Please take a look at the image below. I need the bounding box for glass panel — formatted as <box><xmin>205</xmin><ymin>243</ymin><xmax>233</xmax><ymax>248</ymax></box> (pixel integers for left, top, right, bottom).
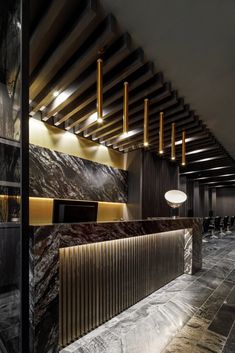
<box><xmin>0</xmin><ymin>0</ymin><xmax>22</xmax><ymax>352</ymax></box>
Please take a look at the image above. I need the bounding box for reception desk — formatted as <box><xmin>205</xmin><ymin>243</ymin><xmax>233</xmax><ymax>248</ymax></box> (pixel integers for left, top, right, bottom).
<box><xmin>29</xmin><ymin>217</ymin><xmax>202</xmax><ymax>353</ymax></box>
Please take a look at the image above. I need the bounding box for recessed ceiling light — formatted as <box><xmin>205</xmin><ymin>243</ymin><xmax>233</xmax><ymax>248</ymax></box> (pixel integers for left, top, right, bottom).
<box><xmin>53</xmin><ymin>91</ymin><xmax>59</xmax><ymax>97</ymax></box>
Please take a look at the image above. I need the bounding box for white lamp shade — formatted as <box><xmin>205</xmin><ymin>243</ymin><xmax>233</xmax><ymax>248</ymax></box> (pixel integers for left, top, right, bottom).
<box><xmin>164</xmin><ymin>190</ymin><xmax>187</xmax><ymax>209</ymax></box>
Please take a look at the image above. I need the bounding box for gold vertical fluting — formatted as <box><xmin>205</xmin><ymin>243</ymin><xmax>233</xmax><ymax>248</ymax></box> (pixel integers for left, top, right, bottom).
<box><xmin>97</xmin><ymin>59</ymin><xmax>103</xmax><ymax>123</ymax></box>
<box><xmin>171</xmin><ymin>123</ymin><xmax>176</xmax><ymax>160</ymax></box>
<box><xmin>123</xmin><ymin>82</ymin><xmax>129</xmax><ymax>135</ymax></box>
<box><xmin>59</xmin><ymin>230</ymin><xmax>185</xmax><ymax>348</ymax></box>
<box><xmin>159</xmin><ymin>112</ymin><xmax>164</xmax><ymax>154</ymax></box>
<box><xmin>144</xmin><ymin>99</ymin><xmax>149</xmax><ymax>147</ymax></box>
<box><xmin>182</xmin><ymin>130</ymin><xmax>186</xmax><ymax>166</ymax></box>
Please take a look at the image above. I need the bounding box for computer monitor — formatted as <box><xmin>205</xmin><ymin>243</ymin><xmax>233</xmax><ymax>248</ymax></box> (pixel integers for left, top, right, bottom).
<box><xmin>53</xmin><ymin>199</ymin><xmax>98</xmax><ymax>223</ymax></box>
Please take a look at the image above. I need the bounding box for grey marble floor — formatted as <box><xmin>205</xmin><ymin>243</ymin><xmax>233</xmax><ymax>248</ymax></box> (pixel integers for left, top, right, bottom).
<box><xmin>61</xmin><ymin>235</ymin><xmax>235</xmax><ymax>353</ymax></box>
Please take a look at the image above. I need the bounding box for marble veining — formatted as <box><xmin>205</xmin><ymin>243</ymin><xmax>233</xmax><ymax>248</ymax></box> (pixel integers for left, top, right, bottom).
<box><xmin>30</xmin><ymin>218</ymin><xmax>202</xmax><ymax>353</ymax></box>
<box><xmin>29</xmin><ymin>144</ymin><xmax>128</xmax><ymax>202</ymax></box>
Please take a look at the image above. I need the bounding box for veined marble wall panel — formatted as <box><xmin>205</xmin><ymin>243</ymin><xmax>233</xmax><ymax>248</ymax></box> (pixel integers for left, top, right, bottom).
<box><xmin>29</xmin><ymin>144</ymin><xmax>128</xmax><ymax>203</ymax></box>
<box><xmin>0</xmin><ymin>142</ymin><xmax>20</xmax><ymax>183</ymax></box>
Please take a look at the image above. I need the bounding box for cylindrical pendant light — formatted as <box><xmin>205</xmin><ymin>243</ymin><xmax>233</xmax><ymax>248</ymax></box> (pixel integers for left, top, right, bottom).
<box><xmin>123</xmin><ymin>82</ymin><xmax>129</xmax><ymax>135</ymax></box>
<box><xmin>171</xmin><ymin>123</ymin><xmax>176</xmax><ymax>160</ymax></box>
<box><xmin>159</xmin><ymin>112</ymin><xmax>164</xmax><ymax>154</ymax></box>
<box><xmin>97</xmin><ymin>59</ymin><xmax>103</xmax><ymax>123</ymax></box>
<box><xmin>182</xmin><ymin>130</ymin><xmax>186</xmax><ymax>166</ymax></box>
<box><xmin>144</xmin><ymin>98</ymin><xmax>149</xmax><ymax>147</ymax></box>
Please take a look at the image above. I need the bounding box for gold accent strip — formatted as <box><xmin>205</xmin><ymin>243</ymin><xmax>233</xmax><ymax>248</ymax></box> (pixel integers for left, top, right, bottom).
<box><xmin>97</xmin><ymin>59</ymin><xmax>103</xmax><ymax>122</ymax></box>
<box><xmin>159</xmin><ymin>112</ymin><xmax>164</xmax><ymax>154</ymax></box>
<box><xmin>171</xmin><ymin>123</ymin><xmax>176</xmax><ymax>160</ymax></box>
<box><xmin>144</xmin><ymin>99</ymin><xmax>149</xmax><ymax>147</ymax></box>
<box><xmin>123</xmin><ymin>82</ymin><xmax>129</xmax><ymax>134</ymax></box>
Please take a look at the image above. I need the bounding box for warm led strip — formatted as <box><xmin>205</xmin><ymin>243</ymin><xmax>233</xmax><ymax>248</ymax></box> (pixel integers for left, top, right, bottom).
<box><xmin>97</xmin><ymin>59</ymin><xmax>103</xmax><ymax>123</ymax></box>
<box><xmin>144</xmin><ymin>98</ymin><xmax>149</xmax><ymax>147</ymax></box>
<box><xmin>159</xmin><ymin>112</ymin><xmax>164</xmax><ymax>154</ymax></box>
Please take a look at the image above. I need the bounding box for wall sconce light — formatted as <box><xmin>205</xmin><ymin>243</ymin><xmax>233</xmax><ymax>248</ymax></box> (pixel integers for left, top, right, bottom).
<box><xmin>182</xmin><ymin>130</ymin><xmax>186</xmax><ymax>166</ymax></box>
<box><xmin>159</xmin><ymin>112</ymin><xmax>164</xmax><ymax>154</ymax></box>
<box><xmin>171</xmin><ymin>123</ymin><xmax>176</xmax><ymax>160</ymax></box>
<box><xmin>97</xmin><ymin>59</ymin><xmax>103</xmax><ymax>123</ymax></box>
<box><xmin>144</xmin><ymin>98</ymin><xmax>149</xmax><ymax>147</ymax></box>
<box><xmin>123</xmin><ymin>82</ymin><xmax>129</xmax><ymax>136</ymax></box>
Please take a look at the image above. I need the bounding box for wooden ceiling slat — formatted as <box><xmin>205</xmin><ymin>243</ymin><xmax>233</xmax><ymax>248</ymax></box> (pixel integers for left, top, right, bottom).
<box><xmin>121</xmin><ymin>133</ymin><xmax>211</xmax><ymax>153</ymax></box>
<box><xmin>85</xmin><ymin>88</ymin><xmax>177</xmax><ymax>140</ymax></box>
<box><xmin>69</xmin><ymin>71</ymin><xmax>164</xmax><ymax>133</ymax></box>
<box><xmin>113</xmin><ymin>119</ymin><xmax>201</xmax><ymax>150</ymax></box>
<box><xmin>182</xmin><ymin>166</ymin><xmax>235</xmax><ymax>179</ymax></box>
<box><xmin>179</xmin><ymin>158</ymin><xmax>233</xmax><ymax>172</ymax></box>
<box><xmin>109</xmin><ymin>109</ymin><xmax>196</xmax><ymax>150</ymax></box>
<box><xmin>30</xmin><ymin>0</ymin><xmax>98</xmax><ymax>100</ymax></box>
<box><xmin>30</xmin><ymin>0</ymin><xmax>81</xmax><ymax>74</ymax></box>
<box><xmin>45</xmin><ymin>33</ymin><xmax>132</xmax><ymax>119</ymax></box>
<box><xmin>100</xmin><ymin>112</ymin><xmax>195</xmax><ymax>146</ymax></box>
<box><xmin>32</xmin><ymin>15</ymin><xmax>117</xmax><ymax>115</ymax></box>
<box><xmin>58</xmin><ymin>49</ymin><xmax>148</xmax><ymax>128</ymax></box>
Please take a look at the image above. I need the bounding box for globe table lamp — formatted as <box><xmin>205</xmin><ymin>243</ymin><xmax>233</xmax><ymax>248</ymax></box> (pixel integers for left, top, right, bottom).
<box><xmin>164</xmin><ymin>190</ymin><xmax>187</xmax><ymax>218</ymax></box>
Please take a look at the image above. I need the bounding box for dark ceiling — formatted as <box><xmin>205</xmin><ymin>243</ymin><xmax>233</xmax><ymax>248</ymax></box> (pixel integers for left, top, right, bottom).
<box><xmin>30</xmin><ymin>0</ymin><xmax>235</xmax><ymax>187</ymax></box>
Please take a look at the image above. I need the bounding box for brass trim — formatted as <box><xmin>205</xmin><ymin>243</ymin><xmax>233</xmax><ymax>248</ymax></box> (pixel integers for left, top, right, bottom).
<box><xmin>123</xmin><ymin>82</ymin><xmax>129</xmax><ymax>134</ymax></box>
<box><xmin>144</xmin><ymin>98</ymin><xmax>149</xmax><ymax>147</ymax></box>
<box><xmin>159</xmin><ymin>112</ymin><xmax>164</xmax><ymax>154</ymax></box>
<box><xmin>97</xmin><ymin>59</ymin><xmax>103</xmax><ymax>123</ymax></box>
<box><xmin>171</xmin><ymin>123</ymin><xmax>176</xmax><ymax>160</ymax></box>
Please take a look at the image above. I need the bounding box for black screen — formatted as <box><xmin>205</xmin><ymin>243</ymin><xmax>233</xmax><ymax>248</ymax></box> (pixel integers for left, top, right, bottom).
<box><xmin>53</xmin><ymin>200</ymin><xmax>98</xmax><ymax>223</ymax></box>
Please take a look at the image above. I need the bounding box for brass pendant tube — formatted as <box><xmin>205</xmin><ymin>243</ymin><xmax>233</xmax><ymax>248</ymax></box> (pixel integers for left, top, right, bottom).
<box><xmin>97</xmin><ymin>59</ymin><xmax>103</xmax><ymax>123</ymax></box>
<box><xmin>144</xmin><ymin>98</ymin><xmax>149</xmax><ymax>147</ymax></box>
<box><xmin>123</xmin><ymin>82</ymin><xmax>129</xmax><ymax>134</ymax></box>
<box><xmin>171</xmin><ymin>123</ymin><xmax>176</xmax><ymax>160</ymax></box>
<box><xmin>159</xmin><ymin>112</ymin><xmax>164</xmax><ymax>154</ymax></box>
<box><xmin>182</xmin><ymin>130</ymin><xmax>186</xmax><ymax>166</ymax></box>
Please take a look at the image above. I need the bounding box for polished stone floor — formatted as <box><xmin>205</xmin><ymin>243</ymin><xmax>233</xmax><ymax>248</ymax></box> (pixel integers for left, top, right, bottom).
<box><xmin>61</xmin><ymin>234</ymin><xmax>235</xmax><ymax>353</ymax></box>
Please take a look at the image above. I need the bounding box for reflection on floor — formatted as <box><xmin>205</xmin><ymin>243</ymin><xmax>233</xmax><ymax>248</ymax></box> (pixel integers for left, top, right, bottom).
<box><xmin>61</xmin><ymin>235</ymin><xmax>235</xmax><ymax>353</ymax></box>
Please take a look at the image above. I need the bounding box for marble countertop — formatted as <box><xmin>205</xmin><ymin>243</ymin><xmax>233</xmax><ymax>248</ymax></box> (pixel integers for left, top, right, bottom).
<box><xmin>30</xmin><ymin>217</ymin><xmax>200</xmax><ymax>227</ymax></box>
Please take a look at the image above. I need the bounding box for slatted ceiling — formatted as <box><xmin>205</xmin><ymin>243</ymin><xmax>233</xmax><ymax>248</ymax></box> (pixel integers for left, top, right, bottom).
<box><xmin>188</xmin><ymin>168</ymin><xmax>235</xmax><ymax>179</ymax></box>
<box><xmin>32</xmin><ymin>14</ymin><xmax>117</xmax><ymax>114</ymax></box>
<box><xmin>89</xmin><ymin>90</ymin><xmax>177</xmax><ymax>141</ymax></box>
<box><xmin>72</xmin><ymin>72</ymin><xmax>164</xmax><ymax>135</ymax></box>
<box><xmin>30</xmin><ymin>0</ymin><xmax>82</xmax><ymax>74</ymax></box>
<box><xmin>30</xmin><ymin>0</ymin><xmax>235</xmax><ymax>183</ymax></box>
<box><xmin>91</xmin><ymin>87</ymin><xmax>171</xmax><ymax>142</ymax></box>
<box><xmin>180</xmin><ymin>158</ymin><xmax>233</xmax><ymax>172</ymax></box>
<box><xmin>124</xmin><ymin>133</ymin><xmax>212</xmax><ymax>153</ymax></box>
<box><xmin>85</xmin><ymin>84</ymin><xmax>171</xmax><ymax>138</ymax></box>
<box><xmin>46</xmin><ymin>34</ymin><xmax>132</xmax><ymax>119</ymax></box>
<box><xmin>30</xmin><ymin>0</ymin><xmax>99</xmax><ymax>90</ymax></box>
<box><xmin>55</xmin><ymin>48</ymin><xmax>145</xmax><ymax>128</ymax></box>
<box><xmin>185</xmin><ymin>150</ymin><xmax>225</xmax><ymax>163</ymax></box>
<box><xmin>55</xmin><ymin>43</ymin><xmax>142</xmax><ymax>125</ymax></box>
<box><xmin>118</xmin><ymin>119</ymin><xmax>202</xmax><ymax>152</ymax></box>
